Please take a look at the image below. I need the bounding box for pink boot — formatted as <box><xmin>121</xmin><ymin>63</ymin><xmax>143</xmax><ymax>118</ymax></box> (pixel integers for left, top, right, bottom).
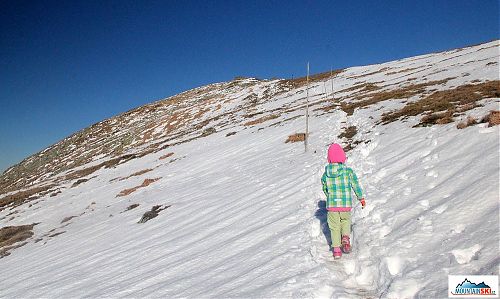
<box><xmin>333</xmin><ymin>247</ymin><xmax>342</xmax><ymax>259</ymax></box>
<box><xmin>342</xmin><ymin>235</ymin><xmax>351</xmax><ymax>253</ymax></box>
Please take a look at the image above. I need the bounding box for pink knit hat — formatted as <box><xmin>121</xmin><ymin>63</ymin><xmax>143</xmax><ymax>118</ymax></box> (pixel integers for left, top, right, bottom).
<box><xmin>327</xmin><ymin>143</ymin><xmax>346</xmax><ymax>163</ymax></box>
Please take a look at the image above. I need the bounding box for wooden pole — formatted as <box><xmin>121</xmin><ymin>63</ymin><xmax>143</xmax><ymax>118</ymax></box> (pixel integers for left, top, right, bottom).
<box><xmin>305</xmin><ymin>62</ymin><xmax>309</xmax><ymax>153</ymax></box>
<box><xmin>331</xmin><ymin>67</ymin><xmax>334</xmax><ymax>100</ymax></box>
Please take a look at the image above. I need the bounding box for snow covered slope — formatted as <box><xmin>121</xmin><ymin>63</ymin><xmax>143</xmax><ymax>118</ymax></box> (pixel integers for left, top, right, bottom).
<box><xmin>0</xmin><ymin>41</ymin><xmax>499</xmax><ymax>298</ymax></box>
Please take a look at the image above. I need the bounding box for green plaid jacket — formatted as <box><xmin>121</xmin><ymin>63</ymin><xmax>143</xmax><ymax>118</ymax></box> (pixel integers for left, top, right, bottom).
<box><xmin>321</xmin><ymin>163</ymin><xmax>363</xmax><ymax>208</ymax></box>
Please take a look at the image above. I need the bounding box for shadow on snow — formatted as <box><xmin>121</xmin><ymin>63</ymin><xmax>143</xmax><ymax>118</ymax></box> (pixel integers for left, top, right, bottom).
<box><xmin>314</xmin><ymin>200</ymin><xmax>332</xmax><ymax>249</ymax></box>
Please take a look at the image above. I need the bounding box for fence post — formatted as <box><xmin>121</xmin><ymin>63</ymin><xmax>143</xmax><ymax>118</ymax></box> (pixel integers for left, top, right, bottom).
<box><xmin>305</xmin><ymin>62</ymin><xmax>309</xmax><ymax>153</ymax></box>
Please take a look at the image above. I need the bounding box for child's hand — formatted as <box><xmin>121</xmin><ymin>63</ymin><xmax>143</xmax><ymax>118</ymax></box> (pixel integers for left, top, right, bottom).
<box><xmin>360</xmin><ymin>198</ymin><xmax>366</xmax><ymax>209</ymax></box>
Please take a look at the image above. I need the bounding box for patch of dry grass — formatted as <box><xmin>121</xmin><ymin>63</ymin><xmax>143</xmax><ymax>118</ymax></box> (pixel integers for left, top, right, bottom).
<box><xmin>420</xmin><ymin>110</ymin><xmax>454</xmax><ymax>126</ymax></box>
<box><xmin>0</xmin><ymin>184</ymin><xmax>56</xmax><ymax>211</ymax></box>
<box><xmin>339</xmin><ymin>126</ymin><xmax>358</xmax><ymax>140</ymax></box>
<box><xmin>285</xmin><ymin>133</ymin><xmax>306</xmax><ymax>143</ymax></box>
<box><xmin>159</xmin><ymin>153</ymin><xmax>174</xmax><ymax>160</ymax></box>
<box><xmin>65</xmin><ymin>154</ymin><xmax>141</xmax><ymax>183</ymax></box>
<box><xmin>480</xmin><ymin>110</ymin><xmax>500</xmax><ymax>127</ymax></box>
<box><xmin>244</xmin><ymin>114</ymin><xmax>279</xmax><ymax>126</ymax></box>
<box><xmin>337</xmin><ymin>79</ymin><xmax>451</xmax><ymax>115</ymax></box>
<box><xmin>347</xmin><ymin>68</ymin><xmax>389</xmax><ymax>80</ymax></box>
<box><xmin>111</xmin><ymin>168</ymin><xmax>154</xmax><ymax>182</ymax></box>
<box><xmin>385</xmin><ymin>67</ymin><xmax>419</xmax><ymax>75</ymax></box>
<box><xmin>116</xmin><ymin>178</ymin><xmax>161</xmax><ymax>197</ymax></box>
<box><xmin>138</xmin><ymin>205</ymin><xmax>171</xmax><ymax>223</ymax></box>
<box><xmin>124</xmin><ymin>203</ymin><xmax>140</xmax><ymax>212</ymax></box>
<box><xmin>201</xmin><ymin>127</ymin><xmax>217</xmax><ymax>137</ymax></box>
<box><xmin>48</xmin><ymin>231</ymin><xmax>65</xmax><ymax>238</ymax></box>
<box><xmin>71</xmin><ymin>177</ymin><xmax>95</xmax><ymax>188</ymax></box>
<box><xmin>341</xmin><ymin>82</ymin><xmax>381</xmax><ymax>95</ymax></box>
<box><xmin>0</xmin><ymin>223</ymin><xmax>37</xmax><ymax>258</ymax></box>
<box><xmin>457</xmin><ymin>116</ymin><xmax>478</xmax><ymax>129</ymax></box>
<box><xmin>286</xmin><ymin>69</ymin><xmax>344</xmax><ymax>88</ymax></box>
<box><xmin>50</xmin><ymin>190</ymin><xmax>62</xmax><ymax>197</ymax></box>
<box><xmin>381</xmin><ymin>81</ymin><xmax>500</xmax><ymax>125</ymax></box>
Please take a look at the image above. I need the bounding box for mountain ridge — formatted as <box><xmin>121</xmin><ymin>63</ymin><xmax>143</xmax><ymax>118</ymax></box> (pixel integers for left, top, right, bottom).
<box><xmin>1</xmin><ymin>40</ymin><xmax>499</xmax><ymax>202</ymax></box>
<box><xmin>0</xmin><ymin>39</ymin><xmax>499</xmax><ymax>298</ymax></box>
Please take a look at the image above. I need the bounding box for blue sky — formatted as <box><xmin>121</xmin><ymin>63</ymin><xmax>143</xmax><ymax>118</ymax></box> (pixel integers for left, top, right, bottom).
<box><xmin>1</xmin><ymin>0</ymin><xmax>499</xmax><ymax>172</ymax></box>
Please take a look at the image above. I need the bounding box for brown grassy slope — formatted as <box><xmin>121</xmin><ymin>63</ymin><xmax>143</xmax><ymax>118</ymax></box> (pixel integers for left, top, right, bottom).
<box><xmin>286</xmin><ymin>69</ymin><xmax>344</xmax><ymax>88</ymax></box>
<box><xmin>0</xmin><ymin>79</ymin><xmax>273</xmax><ymax>196</ymax></box>
<box><xmin>0</xmin><ymin>224</ymin><xmax>36</xmax><ymax>258</ymax></box>
<box><xmin>338</xmin><ymin>78</ymin><xmax>452</xmax><ymax>116</ymax></box>
<box><xmin>381</xmin><ymin>81</ymin><xmax>500</xmax><ymax>125</ymax></box>
<box><xmin>0</xmin><ymin>184</ymin><xmax>56</xmax><ymax>212</ymax></box>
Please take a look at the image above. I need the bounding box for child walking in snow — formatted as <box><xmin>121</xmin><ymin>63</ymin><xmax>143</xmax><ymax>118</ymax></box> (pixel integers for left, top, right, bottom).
<box><xmin>321</xmin><ymin>143</ymin><xmax>365</xmax><ymax>259</ymax></box>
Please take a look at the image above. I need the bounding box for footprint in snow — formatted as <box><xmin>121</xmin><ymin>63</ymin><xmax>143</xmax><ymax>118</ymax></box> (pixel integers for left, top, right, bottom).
<box><xmin>343</xmin><ymin>259</ymin><xmax>356</xmax><ymax>275</ymax></box>
<box><xmin>420</xmin><ymin>150</ymin><xmax>432</xmax><ymax>158</ymax></box>
<box><xmin>418</xmin><ymin>199</ymin><xmax>430</xmax><ymax>209</ymax></box>
<box><xmin>398</xmin><ymin>173</ymin><xmax>409</xmax><ymax>181</ymax></box>
<box><xmin>432</xmin><ymin>204</ymin><xmax>448</xmax><ymax>214</ymax></box>
<box><xmin>426</xmin><ymin>170</ymin><xmax>438</xmax><ymax>178</ymax></box>
<box><xmin>315</xmin><ymin>285</ymin><xmax>335</xmax><ymax>299</ymax></box>
<box><xmin>355</xmin><ymin>265</ymin><xmax>377</xmax><ymax>287</ymax></box>
<box><xmin>385</xmin><ymin>256</ymin><xmax>404</xmax><ymax>276</ymax></box>
<box><xmin>423</xmin><ymin>152</ymin><xmax>439</xmax><ymax>163</ymax></box>
<box><xmin>423</xmin><ymin>164</ymin><xmax>433</xmax><ymax>169</ymax></box>
<box><xmin>371</xmin><ymin>211</ymin><xmax>383</xmax><ymax>224</ymax></box>
<box><xmin>418</xmin><ymin>217</ymin><xmax>433</xmax><ymax>234</ymax></box>
<box><xmin>379</xmin><ymin>225</ymin><xmax>392</xmax><ymax>238</ymax></box>
<box><xmin>451</xmin><ymin>224</ymin><xmax>466</xmax><ymax>234</ymax></box>
<box><xmin>451</xmin><ymin>244</ymin><xmax>482</xmax><ymax>264</ymax></box>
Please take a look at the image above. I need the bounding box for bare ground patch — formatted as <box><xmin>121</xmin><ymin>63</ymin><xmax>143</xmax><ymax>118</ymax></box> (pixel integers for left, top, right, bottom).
<box><xmin>110</xmin><ymin>168</ymin><xmax>154</xmax><ymax>183</ymax></box>
<box><xmin>285</xmin><ymin>69</ymin><xmax>344</xmax><ymax>88</ymax></box>
<box><xmin>338</xmin><ymin>78</ymin><xmax>452</xmax><ymax>116</ymax></box>
<box><xmin>338</xmin><ymin>126</ymin><xmax>363</xmax><ymax>152</ymax></box>
<box><xmin>48</xmin><ymin>231</ymin><xmax>66</xmax><ymax>238</ymax></box>
<box><xmin>480</xmin><ymin>110</ymin><xmax>500</xmax><ymax>127</ymax></box>
<box><xmin>71</xmin><ymin>176</ymin><xmax>97</xmax><ymax>188</ymax></box>
<box><xmin>457</xmin><ymin>116</ymin><xmax>478</xmax><ymax>129</ymax></box>
<box><xmin>0</xmin><ymin>184</ymin><xmax>56</xmax><ymax>212</ymax></box>
<box><xmin>339</xmin><ymin>126</ymin><xmax>358</xmax><ymax>140</ymax></box>
<box><xmin>381</xmin><ymin>81</ymin><xmax>500</xmax><ymax>126</ymax></box>
<box><xmin>116</xmin><ymin>178</ymin><xmax>161</xmax><ymax>197</ymax></box>
<box><xmin>159</xmin><ymin>152</ymin><xmax>174</xmax><ymax>160</ymax></box>
<box><xmin>385</xmin><ymin>67</ymin><xmax>420</xmax><ymax>75</ymax></box>
<box><xmin>138</xmin><ymin>205</ymin><xmax>171</xmax><ymax>223</ymax></box>
<box><xmin>123</xmin><ymin>203</ymin><xmax>140</xmax><ymax>212</ymax></box>
<box><xmin>285</xmin><ymin>133</ymin><xmax>306</xmax><ymax>143</ymax></box>
<box><xmin>244</xmin><ymin>114</ymin><xmax>279</xmax><ymax>126</ymax></box>
<box><xmin>0</xmin><ymin>223</ymin><xmax>37</xmax><ymax>258</ymax></box>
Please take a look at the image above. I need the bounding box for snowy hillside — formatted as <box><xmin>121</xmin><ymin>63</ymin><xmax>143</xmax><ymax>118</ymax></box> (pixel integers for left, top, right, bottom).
<box><xmin>0</xmin><ymin>40</ymin><xmax>499</xmax><ymax>298</ymax></box>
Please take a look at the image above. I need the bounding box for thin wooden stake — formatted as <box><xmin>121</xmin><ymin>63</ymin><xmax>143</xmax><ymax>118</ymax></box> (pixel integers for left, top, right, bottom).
<box><xmin>331</xmin><ymin>67</ymin><xmax>334</xmax><ymax>100</ymax></box>
<box><xmin>305</xmin><ymin>62</ymin><xmax>309</xmax><ymax>153</ymax></box>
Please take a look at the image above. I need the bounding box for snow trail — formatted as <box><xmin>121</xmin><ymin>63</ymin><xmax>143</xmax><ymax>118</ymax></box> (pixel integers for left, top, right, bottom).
<box><xmin>304</xmin><ymin>109</ymin><xmax>383</xmax><ymax>298</ymax></box>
